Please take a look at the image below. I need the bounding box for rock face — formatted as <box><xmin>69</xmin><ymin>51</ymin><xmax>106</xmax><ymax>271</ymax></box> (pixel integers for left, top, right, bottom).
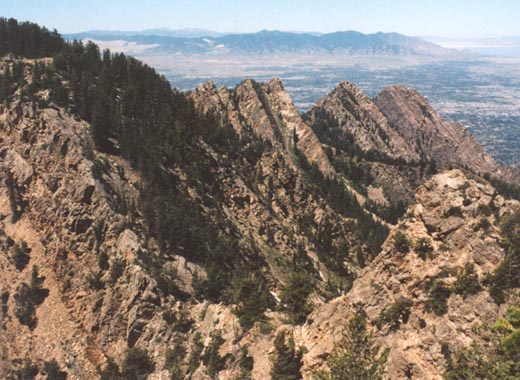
<box><xmin>1</xmin><ymin>55</ymin><xmax>519</xmax><ymax>380</ymax></box>
<box><xmin>0</xmin><ymin>59</ymin><xmax>373</xmax><ymax>380</ymax></box>
<box><xmin>374</xmin><ymin>86</ymin><xmax>499</xmax><ymax>175</ymax></box>
<box><xmin>299</xmin><ymin>170</ymin><xmax>519</xmax><ymax>379</ymax></box>
<box><xmin>192</xmin><ymin>78</ymin><xmax>336</xmax><ymax>179</ymax></box>
<box><xmin>305</xmin><ymin>81</ymin><xmax>520</xmax><ymax>207</ymax></box>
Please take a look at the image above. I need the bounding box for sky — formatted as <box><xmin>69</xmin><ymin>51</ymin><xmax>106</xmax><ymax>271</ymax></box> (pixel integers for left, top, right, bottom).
<box><xmin>1</xmin><ymin>0</ymin><xmax>519</xmax><ymax>38</ymax></box>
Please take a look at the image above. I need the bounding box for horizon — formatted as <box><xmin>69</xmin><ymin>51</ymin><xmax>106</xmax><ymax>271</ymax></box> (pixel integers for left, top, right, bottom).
<box><xmin>2</xmin><ymin>0</ymin><xmax>520</xmax><ymax>39</ymax></box>
<box><xmin>66</xmin><ymin>27</ymin><xmax>520</xmax><ymax>40</ymax></box>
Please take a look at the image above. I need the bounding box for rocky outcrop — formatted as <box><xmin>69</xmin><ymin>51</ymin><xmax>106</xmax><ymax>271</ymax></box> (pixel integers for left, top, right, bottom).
<box><xmin>192</xmin><ymin>78</ymin><xmax>336</xmax><ymax>178</ymax></box>
<box><xmin>307</xmin><ymin>81</ymin><xmax>417</xmax><ymax>161</ymax></box>
<box><xmin>2</xmin><ymin>54</ymin><xmax>519</xmax><ymax>380</ymax></box>
<box><xmin>299</xmin><ymin>170</ymin><xmax>519</xmax><ymax>379</ymax></box>
<box><xmin>305</xmin><ymin>81</ymin><xmax>520</xmax><ymax>208</ymax></box>
<box><xmin>0</xmin><ymin>60</ymin><xmax>369</xmax><ymax>380</ymax></box>
<box><xmin>374</xmin><ymin>86</ymin><xmax>499</xmax><ymax>175</ymax></box>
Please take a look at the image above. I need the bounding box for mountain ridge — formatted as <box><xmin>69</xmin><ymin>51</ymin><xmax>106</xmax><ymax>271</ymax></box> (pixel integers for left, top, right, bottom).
<box><xmin>1</xmin><ymin>17</ymin><xmax>520</xmax><ymax>380</ymax></box>
<box><xmin>65</xmin><ymin>29</ymin><xmax>465</xmax><ymax>58</ymax></box>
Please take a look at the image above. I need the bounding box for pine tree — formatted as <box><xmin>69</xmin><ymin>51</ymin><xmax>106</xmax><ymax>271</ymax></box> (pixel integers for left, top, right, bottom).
<box><xmin>281</xmin><ymin>271</ymin><xmax>313</xmax><ymax>324</ymax></box>
<box><xmin>270</xmin><ymin>331</ymin><xmax>303</xmax><ymax>380</ymax></box>
<box><xmin>314</xmin><ymin>309</ymin><xmax>388</xmax><ymax>380</ymax></box>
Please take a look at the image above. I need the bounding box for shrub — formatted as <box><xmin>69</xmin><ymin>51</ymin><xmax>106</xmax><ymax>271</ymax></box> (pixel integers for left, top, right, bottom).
<box><xmin>425</xmin><ymin>279</ymin><xmax>451</xmax><ymax>316</ymax></box>
<box><xmin>188</xmin><ymin>332</ymin><xmax>204</xmax><ymax>374</ymax></box>
<box><xmin>444</xmin><ymin>307</ymin><xmax>520</xmax><ymax>379</ymax></box>
<box><xmin>109</xmin><ymin>258</ymin><xmax>125</xmax><ymax>285</ymax></box>
<box><xmin>13</xmin><ymin>240</ymin><xmax>31</xmax><ymax>271</ymax></box>
<box><xmin>86</xmin><ymin>270</ymin><xmax>104</xmax><ymax>290</ymax></box>
<box><xmin>14</xmin><ymin>266</ymin><xmax>48</xmax><ymax>329</ymax></box>
<box><xmin>14</xmin><ymin>283</ymin><xmax>37</xmax><ymax>329</ymax></box>
<box><xmin>414</xmin><ymin>238</ymin><xmax>433</xmax><ymax>260</ymax></box>
<box><xmin>452</xmin><ymin>263</ymin><xmax>482</xmax><ymax>297</ymax></box>
<box><xmin>121</xmin><ymin>347</ymin><xmax>154</xmax><ymax>380</ymax></box>
<box><xmin>98</xmin><ymin>358</ymin><xmax>121</xmax><ymax>380</ymax></box>
<box><xmin>230</xmin><ymin>271</ymin><xmax>274</xmax><ymax>330</ymax></box>
<box><xmin>43</xmin><ymin>359</ymin><xmax>67</xmax><ymax>380</ymax></box>
<box><xmin>15</xmin><ymin>358</ymin><xmax>39</xmax><ymax>380</ymax></box>
<box><xmin>477</xmin><ymin>203</ymin><xmax>492</xmax><ymax>216</ymax></box>
<box><xmin>474</xmin><ymin>217</ymin><xmax>491</xmax><ymax>231</ymax></box>
<box><xmin>202</xmin><ymin>331</ymin><xmax>226</xmax><ymax>378</ymax></box>
<box><xmin>314</xmin><ymin>309</ymin><xmax>388</xmax><ymax>380</ymax></box>
<box><xmin>377</xmin><ymin>298</ymin><xmax>413</xmax><ymax>331</ymax></box>
<box><xmin>1</xmin><ymin>290</ymin><xmax>9</xmax><ymax>316</ymax></box>
<box><xmin>270</xmin><ymin>331</ymin><xmax>303</xmax><ymax>380</ymax></box>
<box><xmin>393</xmin><ymin>231</ymin><xmax>410</xmax><ymax>253</ymax></box>
<box><xmin>487</xmin><ymin>209</ymin><xmax>520</xmax><ymax>304</ymax></box>
<box><xmin>444</xmin><ymin>206</ymin><xmax>464</xmax><ymax>218</ymax></box>
<box><xmin>164</xmin><ymin>337</ymin><xmax>186</xmax><ymax>379</ymax></box>
<box><xmin>281</xmin><ymin>271</ymin><xmax>314</xmax><ymax>324</ymax></box>
<box><xmin>238</xmin><ymin>347</ymin><xmax>254</xmax><ymax>376</ymax></box>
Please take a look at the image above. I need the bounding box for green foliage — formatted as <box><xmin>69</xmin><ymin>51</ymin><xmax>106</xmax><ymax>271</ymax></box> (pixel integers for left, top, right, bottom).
<box><xmin>487</xmin><ymin>263</ymin><xmax>509</xmax><ymax>305</ymax></box>
<box><xmin>452</xmin><ymin>263</ymin><xmax>482</xmax><ymax>297</ymax></box>
<box><xmin>444</xmin><ymin>206</ymin><xmax>464</xmax><ymax>218</ymax></box>
<box><xmin>377</xmin><ymin>297</ymin><xmax>413</xmax><ymax>331</ymax></box>
<box><xmin>202</xmin><ymin>331</ymin><xmax>226</xmax><ymax>378</ymax></box>
<box><xmin>98</xmin><ymin>251</ymin><xmax>109</xmax><ymax>271</ymax></box>
<box><xmin>14</xmin><ymin>358</ymin><xmax>39</xmax><ymax>380</ymax></box>
<box><xmin>43</xmin><ymin>360</ymin><xmax>67</xmax><ymax>380</ymax></box>
<box><xmin>1</xmin><ymin>290</ymin><xmax>9</xmax><ymax>316</ymax></box>
<box><xmin>13</xmin><ymin>266</ymin><xmax>49</xmax><ymax>329</ymax></box>
<box><xmin>6</xmin><ymin>170</ymin><xmax>23</xmax><ymax>223</ymax></box>
<box><xmin>314</xmin><ymin>309</ymin><xmax>388</xmax><ymax>380</ymax></box>
<box><xmin>415</xmin><ymin>238</ymin><xmax>433</xmax><ymax>260</ymax></box>
<box><xmin>164</xmin><ymin>337</ymin><xmax>186</xmax><ymax>379</ymax></box>
<box><xmin>487</xmin><ymin>209</ymin><xmax>520</xmax><ymax>304</ymax></box>
<box><xmin>393</xmin><ymin>231</ymin><xmax>410</xmax><ymax>253</ymax></box>
<box><xmin>484</xmin><ymin>174</ymin><xmax>520</xmax><ymax>201</ymax></box>
<box><xmin>98</xmin><ymin>358</ymin><xmax>121</xmax><ymax>380</ymax></box>
<box><xmin>162</xmin><ymin>308</ymin><xmax>193</xmax><ymax>333</ymax></box>
<box><xmin>13</xmin><ymin>240</ymin><xmax>31</xmax><ymax>271</ymax></box>
<box><xmin>109</xmin><ymin>259</ymin><xmax>125</xmax><ymax>285</ymax></box>
<box><xmin>188</xmin><ymin>332</ymin><xmax>204</xmax><ymax>374</ymax></box>
<box><xmin>444</xmin><ymin>307</ymin><xmax>520</xmax><ymax>379</ymax></box>
<box><xmin>0</xmin><ymin>17</ymin><xmax>64</xmax><ymax>58</ymax></box>
<box><xmin>474</xmin><ymin>217</ymin><xmax>492</xmax><ymax>232</ymax></box>
<box><xmin>13</xmin><ymin>283</ymin><xmax>36</xmax><ymax>329</ymax></box>
<box><xmin>239</xmin><ymin>348</ymin><xmax>254</xmax><ymax>371</ymax></box>
<box><xmin>281</xmin><ymin>271</ymin><xmax>314</xmax><ymax>324</ymax></box>
<box><xmin>296</xmin><ymin>154</ymin><xmax>388</xmax><ymax>257</ymax></box>
<box><xmin>270</xmin><ymin>331</ymin><xmax>303</xmax><ymax>380</ymax></box>
<box><xmin>86</xmin><ymin>270</ymin><xmax>105</xmax><ymax>290</ymax></box>
<box><xmin>229</xmin><ymin>271</ymin><xmax>274</xmax><ymax>330</ymax></box>
<box><xmin>121</xmin><ymin>347</ymin><xmax>154</xmax><ymax>380</ymax></box>
<box><xmin>477</xmin><ymin>204</ymin><xmax>492</xmax><ymax>216</ymax></box>
<box><xmin>425</xmin><ymin>279</ymin><xmax>451</xmax><ymax>316</ymax></box>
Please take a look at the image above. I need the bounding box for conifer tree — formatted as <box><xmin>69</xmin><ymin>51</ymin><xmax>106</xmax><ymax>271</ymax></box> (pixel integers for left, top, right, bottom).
<box><xmin>314</xmin><ymin>309</ymin><xmax>388</xmax><ymax>380</ymax></box>
<box><xmin>270</xmin><ymin>331</ymin><xmax>303</xmax><ymax>380</ymax></box>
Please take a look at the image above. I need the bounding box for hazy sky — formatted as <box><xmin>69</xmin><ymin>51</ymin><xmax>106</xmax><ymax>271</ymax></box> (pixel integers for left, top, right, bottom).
<box><xmin>2</xmin><ymin>0</ymin><xmax>519</xmax><ymax>38</ymax></box>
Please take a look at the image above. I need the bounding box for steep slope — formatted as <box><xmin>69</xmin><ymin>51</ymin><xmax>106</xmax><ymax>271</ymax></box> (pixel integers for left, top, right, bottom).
<box><xmin>305</xmin><ymin>81</ymin><xmax>520</xmax><ymax>215</ymax></box>
<box><xmin>374</xmin><ymin>85</ymin><xmax>500</xmax><ymax>175</ymax></box>
<box><xmin>191</xmin><ymin>78</ymin><xmax>335</xmax><ymax>178</ymax></box>
<box><xmin>0</xmin><ymin>37</ymin><xmax>382</xmax><ymax>379</ymax></box>
<box><xmin>299</xmin><ymin>169</ymin><xmax>519</xmax><ymax>379</ymax></box>
<box><xmin>2</xmin><ymin>18</ymin><xmax>520</xmax><ymax>380</ymax></box>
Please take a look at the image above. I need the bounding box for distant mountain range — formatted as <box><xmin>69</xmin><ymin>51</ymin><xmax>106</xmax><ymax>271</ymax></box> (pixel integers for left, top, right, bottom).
<box><xmin>65</xmin><ymin>29</ymin><xmax>466</xmax><ymax>58</ymax></box>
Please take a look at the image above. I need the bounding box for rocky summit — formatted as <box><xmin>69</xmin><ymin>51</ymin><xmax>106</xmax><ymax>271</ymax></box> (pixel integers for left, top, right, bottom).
<box><xmin>1</xmin><ymin>18</ymin><xmax>520</xmax><ymax>380</ymax></box>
